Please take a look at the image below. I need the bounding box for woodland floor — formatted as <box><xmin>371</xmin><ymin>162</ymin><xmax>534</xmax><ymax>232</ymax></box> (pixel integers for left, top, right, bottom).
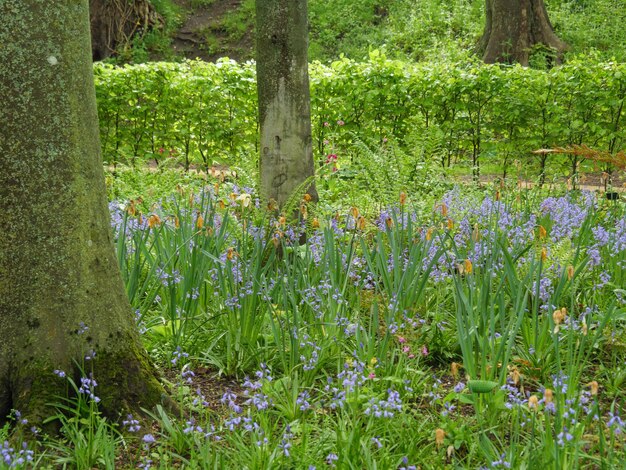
<box><xmin>170</xmin><ymin>0</ymin><xmax>254</xmax><ymax>62</ymax></box>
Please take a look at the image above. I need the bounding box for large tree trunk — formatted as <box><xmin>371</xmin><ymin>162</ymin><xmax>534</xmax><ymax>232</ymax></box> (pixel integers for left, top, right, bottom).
<box><xmin>90</xmin><ymin>0</ymin><xmax>162</xmax><ymax>61</ymax></box>
<box><xmin>256</xmin><ymin>0</ymin><xmax>318</xmax><ymax>209</ymax></box>
<box><xmin>0</xmin><ymin>0</ymin><xmax>164</xmax><ymax>425</ymax></box>
<box><xmin>479</xmin><ymin>0</ymin><xmax>568</xmax><ymax>66</ymax></box>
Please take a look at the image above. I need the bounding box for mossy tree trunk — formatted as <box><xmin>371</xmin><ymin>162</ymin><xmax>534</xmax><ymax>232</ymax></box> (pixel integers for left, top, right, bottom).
<box><xmin>0</xmin><ymin>0</ymin><xmax>165</xmax><ymax>426</ymax></box>
<box><xmin>479</xmin><ymin>0</ymin><xmax>568</xmax><ymax>66</ymax></box>
<box><xmin>256</xmin><ymin>0</ymin><xmax>318</xmax><ymax>209</ymax></box>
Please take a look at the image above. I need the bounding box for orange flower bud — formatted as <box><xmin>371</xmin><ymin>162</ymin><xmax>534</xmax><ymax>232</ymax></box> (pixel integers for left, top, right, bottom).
<box><xmin>399</xmin><ymin>191</ymin><xmax>407</xmax><ymax>206</ymax></box>
<box><xmin>589</xmin><ymin>381</ymin><xmax>599</xmax><ymax>396</ymax></box>
<box><xmin>528</xmin><ymin>395</ymin><xmax>539</xmax><ymax>411</ymax></box>
<box><xmin>303</xmin><ymin>193</ymin><xmax>312</xmax><ymax>202</ymax></box>
<box><xmin>226</xmin><ymin>247</ymin><xmax>235</xmax><ymax>260</ymax></box>
<box><xmin>441</xmin><ymin>203</ymin><xmax>448</xmax><ymax>217</ymax></box>
<box><xmin>357</xmin><ymin>216</ymin><xmax>366</xmax><ymax>231</ymax></box>
<box><xmin>148</xmin><ymin>214</ymin><xmax>161</xmax><ymax>228</ymax></box>
<box><xmin>541</xmin><ymin>247</ymin><xmax>548</xmax><ymax>262</ymax></box>
<box><xmin>451</xmin><ymin>362</ymin><xmax>461</xmax><ymax>379</ymax></box>
<box><xmin>567</xmin><ymin>265</ymin><xmax>574</xmax><ymax>281</ymax></box>
<box><xmin>196</xmin><ymin>213</ymin><xmax>204</xmax><ymax>229</ymax></box>
<box><xmin>511</xmin><ymin>368</ymin><xmax>521</xmax><ymax>386</ymax></box>
<box><xmin>435</xmin><ymin>428</ymin><xmax>445</xmax><ymax>448</ymax></box>
<box><xmin>544</xmin><ymin>388</ymin><xmax>553</xmax><ymax>404</ymax></box>
<box><xmin>312</xmin><ymin>218</ymin><xmax>320</xmax><ymax>229</ymax></box>
<box><xmin>464</xmin><ymin>259</ymin><xmax>473</xmax><ymax>275</ymax></box>
<box><xmin>426</xmin><ymin>227</ymin><xmax>433</xmax><ymax>241</ymax></box>
<box><xmin>538</xmin><ymin>225</ymin><xmax>547</xmax><ymax>240</ymax></box>
<box><xmin>472</xmin><ymin>223</ymin><xmax>481</xmax><ymax>242</ymax></box>
<box><xmin>447</xmin><ymin>218</ymin><xmax>454</xmax><ymax>230</ymax></box>
<box><xmin>351</xmin><ymin>207</ymin><xmax>359</xmax><ymax>219</ymax></box>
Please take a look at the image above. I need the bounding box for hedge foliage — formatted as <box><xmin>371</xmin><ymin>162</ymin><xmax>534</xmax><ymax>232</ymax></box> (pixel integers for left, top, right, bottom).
<box><xmin>94</xmin><ymin>56</ymin><xmax>626</xmax><ymax>176</ymax></box>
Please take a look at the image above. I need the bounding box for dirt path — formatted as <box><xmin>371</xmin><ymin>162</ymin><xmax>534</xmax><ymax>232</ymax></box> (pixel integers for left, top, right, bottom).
<box><xmin>170</xmin><ymin>0</ymin><xmax>253</xmax><ymax>62</ymax></box>
<box><xmin>457</xmin><ymin>173</ymin><xmax>626</xmax><ymax>193</ymax></box>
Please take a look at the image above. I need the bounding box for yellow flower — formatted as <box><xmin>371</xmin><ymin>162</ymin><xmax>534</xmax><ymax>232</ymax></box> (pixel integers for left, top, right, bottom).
<box><xmin>567</xmin><ymin>265</ymin><xmax>575</xmax><ymax>281</ymax></box>
<box><xmin>589</xmin><ymin>381</ymin><xmax>599</xmax><ymax>396</ymax></box>
<box><xmin>528</xmin><ymin>395</ymin><xmax>539</xmax><ymax>411</ymax></box>
<box><xmin>236</xmin><ymin>193</ymin><xmax>252</xmax><ymax>208</ymax></box>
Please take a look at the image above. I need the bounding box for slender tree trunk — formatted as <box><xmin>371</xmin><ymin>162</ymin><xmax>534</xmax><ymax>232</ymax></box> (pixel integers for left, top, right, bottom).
<box><xmin>256</xmin><ymin>0</ymin><xmax>318</xmax><ymax>209</ymax></box>
<box><xmin>479</xmin><ymin>0</ymin><xmax>567</xmax><ymax>66</ymax></box>
<box><xmin>0</xmin><ymin>0</ymin><xmax>165</xmax><ymax>425</ymax></box>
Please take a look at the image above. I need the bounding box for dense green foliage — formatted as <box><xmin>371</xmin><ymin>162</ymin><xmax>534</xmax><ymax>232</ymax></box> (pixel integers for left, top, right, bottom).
<box><xmin>137</xmin><ymin>0</ymin><xmax>626</xmax><ymax>64</ymax></box>
<box><xmin>6</xmin><ymin>168</ymin><xmax>624</xmax><ymax>468</ymax></box>
<box><xmin>95</xmin><ymin>56</ymin><xmax>626</xmax><ymax>185</ymax></box>
<box><xmin>3</xmin><ymin>1</ymin><xmax>626</xmax><ymax>468</ymax></box>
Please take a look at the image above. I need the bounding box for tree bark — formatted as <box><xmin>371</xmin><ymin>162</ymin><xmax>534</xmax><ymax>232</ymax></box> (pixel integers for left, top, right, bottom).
<box><xmin>256</xmin><ymin>0</ymin><xmax>318</xmax><ymax>210</ymax></box>
<box><xmin>90</xmin><ymin>0</ymin><xmax>162</xmax><ymax>61</ymax></box>
<box><xmin>479</xmin><ymin>0</ymin><xmax>567</xmax><ymax>66</ymax></box>
<box><xmin>0</xmin><ymin>0</ymin><xmax>165</xmax><ymax>426</ymax></box>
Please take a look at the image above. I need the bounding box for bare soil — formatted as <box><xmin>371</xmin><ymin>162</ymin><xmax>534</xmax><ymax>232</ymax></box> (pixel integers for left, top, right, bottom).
<box><xmin>170</xmin><ymin>0</ymin><xmax>254</xmax><ymax>62</ymax></box>
<box><xmin>458</xmin><ymin>172</ymin><xmax>626</xmax><ymax>193</ymax></box>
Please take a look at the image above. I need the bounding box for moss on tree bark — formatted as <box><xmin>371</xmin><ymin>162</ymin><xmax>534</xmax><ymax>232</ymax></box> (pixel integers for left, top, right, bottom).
<box><xmin>256</xmin><ymin>0</ymin><xmax>318</xmax><ymax>209</ymax></box>
<box><xmin>0</xmin><ymin>0</ymin><xmax>165</xmax><ymax>426</ymax></box>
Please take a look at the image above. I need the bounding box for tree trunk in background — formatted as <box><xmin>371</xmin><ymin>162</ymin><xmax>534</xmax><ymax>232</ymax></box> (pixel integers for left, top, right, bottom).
<box><xmin>90</xmin><ymin>0</ymin><xmax>162</xmax><ymax>60</ymax></box>
<box><xmin>0</xmin><ymin>0</ymin><xmax>165</xmax><ymax>425</ymax></box>
<box><xmin>479</xmin><ymin>0</ymin><xmax>567</xmax><ymax>66</ymax></box>
<box><xmin>256</xmin><ymin>0</ymin><xmax>318</xmax><ymax>209</ymax></box>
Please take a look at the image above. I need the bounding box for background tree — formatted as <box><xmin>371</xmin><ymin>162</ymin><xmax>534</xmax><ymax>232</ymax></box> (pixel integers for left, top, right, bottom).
<box><xmin>256</xmin><ymin>0</ymin><xmax>318</xmax><ymax>209</ymax></box>
<box><xmin>90</xmin><ymin>0</ymin><xmax>162</xmax><ymax>60</ymax></box>
<box><xmin>479</xmin><ymin>0</ymin><xmax>568</xmax><ymax>65</ymax></box>
<box><xmin>0</xmin><ymin>0</ymin><xmax>165</xmax><ymax>424</ymax></box>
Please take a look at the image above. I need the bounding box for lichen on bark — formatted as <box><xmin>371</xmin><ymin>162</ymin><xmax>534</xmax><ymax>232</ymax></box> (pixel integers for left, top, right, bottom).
<box><xmin>256</xmin><ymin>0</ymin><xmax>318</xmax><ymax>209</ymax></box>
<box><xmin>0</xmin><ymin>0</ymin><xmax>166</xmax><ymax>427</ymax></box>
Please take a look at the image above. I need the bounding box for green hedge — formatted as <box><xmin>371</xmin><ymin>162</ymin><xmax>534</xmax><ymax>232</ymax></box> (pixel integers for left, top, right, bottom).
<box><xmin>94</xmin><ymin>56</ymin><xmax>626</xmax><ymax>176</ymax></box>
